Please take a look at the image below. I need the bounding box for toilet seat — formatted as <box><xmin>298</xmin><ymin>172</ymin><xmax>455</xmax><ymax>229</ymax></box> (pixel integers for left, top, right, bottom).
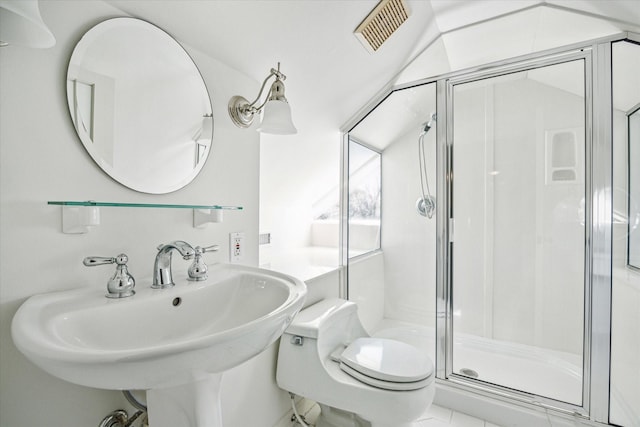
<box><xmin>335</xmin><ymin>337</ymin><xmax>433</xmax><ymax>391</ymax></box>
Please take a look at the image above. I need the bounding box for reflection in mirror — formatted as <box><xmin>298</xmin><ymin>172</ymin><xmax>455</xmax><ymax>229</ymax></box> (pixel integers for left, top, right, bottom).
<box><xmin>66</xmin><ymin>18</ymin><xmax>212</xmax><ymax>194</ymax></box>
<box><xmin>629</xmin><ymin>105</ymin><xmax>640</xmax><ymax>270</ymax></box>
<box><xmin>71</xmin><ymin>80</ymin><xmax>94</xmax><ymax>140</ymax></box>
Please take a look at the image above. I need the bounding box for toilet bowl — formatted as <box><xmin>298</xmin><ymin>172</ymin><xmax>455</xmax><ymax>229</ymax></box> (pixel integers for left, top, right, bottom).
<box><xmin>276</xmin><ymin>298</ymin><xmax>435</xmax><ymax>427</ymax></box>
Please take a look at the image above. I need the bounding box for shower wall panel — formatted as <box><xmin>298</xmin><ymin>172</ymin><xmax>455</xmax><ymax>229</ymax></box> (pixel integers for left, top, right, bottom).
<box><xmin>381</xmin><ymin>125</ymin><xmax>437</xmax><ymax>326</ymax></box>
<box><xmin>453</xmin><ymin>72</ymin><xmax>586</xmax><ymax>355</ymax></box>
<box><xmin>610</xmin><ymin>39</ymin><xmax>640</xmax><ymax>427</ymax></box>
<box><xmin>348</xmin><ymin>252</ymin><xmax>386</xmax><ymax>333</ymax></box>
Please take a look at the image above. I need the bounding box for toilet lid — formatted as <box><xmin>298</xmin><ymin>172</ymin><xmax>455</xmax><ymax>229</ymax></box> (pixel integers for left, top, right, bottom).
<box><xmin>339</xmin><ymin>338</ymin><xmax>433</xmax><ymax>390</ymax></box>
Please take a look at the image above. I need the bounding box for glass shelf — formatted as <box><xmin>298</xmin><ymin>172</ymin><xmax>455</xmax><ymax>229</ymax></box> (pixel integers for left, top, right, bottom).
<box><xmin>48</xmin><ymin>201</ymin><xmax>243</xmax><ymax>210</ymax></box>
<box><xmin>49</xmin><ymin>201</ymin><xmax>242</xmax><ymax>233</ymax></box>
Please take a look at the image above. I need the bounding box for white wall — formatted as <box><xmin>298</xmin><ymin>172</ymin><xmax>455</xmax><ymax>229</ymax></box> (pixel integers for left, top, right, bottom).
<box><xmin>0</xmin><ymin>2</ymin><xmax>292</xmax><ymax>426</ymax></box>
<box><xmin>348</xmin><ymin>252</ymin><xmax>386</xmax><ymax>333</ymax></box>
<box><xmin>259</xmin><ymin>132</ymin><xmax>341</xmax><ymax>267</ymax></box>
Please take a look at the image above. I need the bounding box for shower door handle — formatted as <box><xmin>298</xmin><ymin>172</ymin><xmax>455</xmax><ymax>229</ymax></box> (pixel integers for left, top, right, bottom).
<box><xmin>448</xmin><ymin>218</ymin><xmax>455</xmax><ymax>243</ymax></box>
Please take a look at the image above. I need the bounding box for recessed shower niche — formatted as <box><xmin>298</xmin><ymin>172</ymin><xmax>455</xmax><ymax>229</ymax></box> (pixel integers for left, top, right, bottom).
<box><xmin>546</xmin><ymin>128</ymin><xmax>580</xmax><ymax>183</ymax></box>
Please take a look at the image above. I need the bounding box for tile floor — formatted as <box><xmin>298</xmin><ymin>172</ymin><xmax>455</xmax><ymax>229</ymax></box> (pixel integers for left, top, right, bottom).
<box><xmin>414</xmin><ymin>404</ymin><xmax>502</xmax><ymax>427</ymax></box>
<box><xmin>293</xmin><ymin>400</ymin><xmax>502</xmax><ymax>427</ymax></box>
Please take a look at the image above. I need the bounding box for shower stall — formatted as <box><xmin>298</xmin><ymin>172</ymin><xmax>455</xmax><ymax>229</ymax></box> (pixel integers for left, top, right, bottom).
<box><xmin>342</xmin><ymin>33</ymin><xmax>639</xmax><ymax>426</ymax></box>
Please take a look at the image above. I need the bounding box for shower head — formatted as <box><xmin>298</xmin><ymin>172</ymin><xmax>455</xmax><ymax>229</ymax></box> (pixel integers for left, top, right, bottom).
<box><xmin>427</xmin><ymin>112</ymin><xmax>437</xmax><ymax>128</ymax></box>
<box><xmin>420</xmin><ymin>113</ymin><xmax>437</xmax><ymax>135</ymax></box>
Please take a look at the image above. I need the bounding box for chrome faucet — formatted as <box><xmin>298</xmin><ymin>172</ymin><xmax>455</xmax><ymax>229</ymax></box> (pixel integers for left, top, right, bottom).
<box><xmin>152</xmin><ymin>241</ymin><xmax>195</xmax><ymax>289</ymax></box>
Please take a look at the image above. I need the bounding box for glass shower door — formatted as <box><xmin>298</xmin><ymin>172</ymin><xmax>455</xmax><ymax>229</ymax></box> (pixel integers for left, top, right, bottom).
<box><xmin>449</xmin><ymin>59</ymin><xmax>586</xmax><ymax>405</ymax></box>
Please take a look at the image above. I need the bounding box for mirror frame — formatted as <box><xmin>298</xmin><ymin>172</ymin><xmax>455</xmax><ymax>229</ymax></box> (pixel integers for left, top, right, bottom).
<box><xmin>66</xmin><ymin>17</ymin><xmax>213</xmax><ymax>194</ymax></box>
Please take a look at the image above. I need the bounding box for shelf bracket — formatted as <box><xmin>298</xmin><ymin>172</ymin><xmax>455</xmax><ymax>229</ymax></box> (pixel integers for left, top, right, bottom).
<box><xmin>62</xmin><ymin>205</ymin><xmax>100</xmax><ymax>234</ymax></box>
<box><xmin>193</xmin><ymin>209</ymin><xmax>224</xmax><ymax>228</ymax></box>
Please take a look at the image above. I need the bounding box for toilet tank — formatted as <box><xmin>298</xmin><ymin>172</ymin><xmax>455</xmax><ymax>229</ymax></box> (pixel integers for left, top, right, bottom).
<box><xmin>283</xmin><ymin>298</ymin><xmax>368</xmax><ymax>357</ymax></box>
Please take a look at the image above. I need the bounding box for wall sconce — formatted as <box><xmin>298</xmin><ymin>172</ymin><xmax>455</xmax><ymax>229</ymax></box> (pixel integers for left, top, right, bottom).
<box><xmin>228</xmin><ymin>62</ymin><xmax>297</xmax><ymax>135</ymax></box>
<box><xmin>0</xmin><ymin>0</ymin><xmax>56</xmax><ymax>48</ymax></box>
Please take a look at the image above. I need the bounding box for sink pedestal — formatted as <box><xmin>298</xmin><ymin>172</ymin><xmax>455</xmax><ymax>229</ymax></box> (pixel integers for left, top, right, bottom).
<box><xmin>147</xmin><ymin>374</ymin><xmax>224</xmax><ymax>427</ymax></box>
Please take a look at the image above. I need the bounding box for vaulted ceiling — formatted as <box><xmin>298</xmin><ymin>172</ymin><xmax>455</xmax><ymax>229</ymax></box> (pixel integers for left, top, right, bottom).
<box><xmin>103</xmin><ymin>0</ymin><xmax>640</xmax><ymax>155</ymax></box>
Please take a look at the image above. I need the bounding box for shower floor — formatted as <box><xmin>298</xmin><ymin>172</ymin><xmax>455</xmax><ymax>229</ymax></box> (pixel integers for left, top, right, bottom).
<box><xmin>372</xmin><ymin>319</ymin><xmax>583</xmax><ymax>405</ymax></box>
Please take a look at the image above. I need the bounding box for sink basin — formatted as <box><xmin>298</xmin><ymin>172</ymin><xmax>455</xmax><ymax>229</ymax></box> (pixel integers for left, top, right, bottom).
<box><xmin>12</xmin><ymin>263</ymin><xmax>306</xmax><ymax>417</ymax></box>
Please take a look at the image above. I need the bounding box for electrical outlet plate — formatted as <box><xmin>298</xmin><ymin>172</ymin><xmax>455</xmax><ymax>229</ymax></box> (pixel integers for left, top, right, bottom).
<box><xmin>229</xmin><ymin>232</ymin><xmax>245</xmax><ymax>263</ymax></box>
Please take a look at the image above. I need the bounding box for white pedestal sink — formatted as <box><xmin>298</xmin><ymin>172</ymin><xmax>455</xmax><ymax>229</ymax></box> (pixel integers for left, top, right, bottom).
<box><xmin>12</xmin><ymin>263</ymin><xmax>306</xmax><ymax>427</ymax></box>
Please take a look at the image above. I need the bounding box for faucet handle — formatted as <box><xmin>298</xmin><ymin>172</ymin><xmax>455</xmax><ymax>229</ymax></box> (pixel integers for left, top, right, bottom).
<box><xmin>187</xmin><ymin>244</ymin><xmax>219</xmax><ymax>281</ymax></box>
<box><xmin>200</xmin><ymin>244</ymin><xmax>220</xmax><ymax>253</ymax></box>
<box><xmin>83</xmin><ymin>254</ymin><xmax>135</xmax><ymax>299</ymax></box>
<box><xmin>83</xmin><ymin>256</ymin><xmax>118</xmax><ymax>267</ymax></box>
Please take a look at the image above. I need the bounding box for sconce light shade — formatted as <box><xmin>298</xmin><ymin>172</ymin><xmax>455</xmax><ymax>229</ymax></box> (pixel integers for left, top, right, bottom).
<box><xmin>0</xmin><ymin>0</ymin><xmax>56</xmax><ymax>48</ymax></box>
<box><xmin>257</xmin><ymin>99</ymin><xmax>297</xmax><ymax>135</ymax></box>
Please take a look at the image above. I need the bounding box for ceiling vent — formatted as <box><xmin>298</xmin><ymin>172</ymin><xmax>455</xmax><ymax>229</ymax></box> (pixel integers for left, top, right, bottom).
<box><xmin>354</xmin><ymin>0</ymin><xmax>410</xmax><ymax>53</ymax></box>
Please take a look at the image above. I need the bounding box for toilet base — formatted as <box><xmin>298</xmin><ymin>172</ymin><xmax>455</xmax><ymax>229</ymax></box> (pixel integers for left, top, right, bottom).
<box><xmin>315</xmin><ymin>404</ymin><xmax>417</xmax><ymax>427</ymax></box>
<box><xmin>315</xmin><ymin>404</ymin><xmax>367</xmax><ymax>427</ymax></box>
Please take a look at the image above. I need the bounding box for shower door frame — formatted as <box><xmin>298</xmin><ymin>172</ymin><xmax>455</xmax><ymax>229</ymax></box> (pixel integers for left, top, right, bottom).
<box><xmin>435</xmin><ymin>38</ymin><xmax>615</xmax><ymax>423</ymax></box>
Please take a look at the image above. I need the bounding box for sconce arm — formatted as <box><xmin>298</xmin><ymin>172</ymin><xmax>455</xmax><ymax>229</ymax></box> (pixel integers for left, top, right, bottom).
<box><xmin>246</xmin><ymin>65</ymin><xmax>287</xmax><ymax>112</ymax></box>
<box><xmin>228</xmin><ymin>62</ymin><xmax>292</xmax><ymax>130</ymax></box>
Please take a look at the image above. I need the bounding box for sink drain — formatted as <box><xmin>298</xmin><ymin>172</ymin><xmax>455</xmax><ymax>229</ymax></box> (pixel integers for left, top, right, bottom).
<box><xmin>459</xmin><ymin>368</ymin><xmax>479</xmax><ymax>378</ymax></box>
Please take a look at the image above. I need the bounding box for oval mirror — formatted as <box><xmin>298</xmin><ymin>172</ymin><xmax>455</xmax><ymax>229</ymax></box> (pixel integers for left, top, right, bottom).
<box><xmin>66</xmin><ymin>18</ymin><xmax>213</xmax><ymax>194</ymax></box>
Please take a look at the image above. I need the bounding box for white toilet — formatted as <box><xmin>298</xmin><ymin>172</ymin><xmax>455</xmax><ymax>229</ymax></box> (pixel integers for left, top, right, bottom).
<box><xmin>277</xmin><ymin>298</ymin><xmax>435</xmax><ymax>427</ymax></box>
